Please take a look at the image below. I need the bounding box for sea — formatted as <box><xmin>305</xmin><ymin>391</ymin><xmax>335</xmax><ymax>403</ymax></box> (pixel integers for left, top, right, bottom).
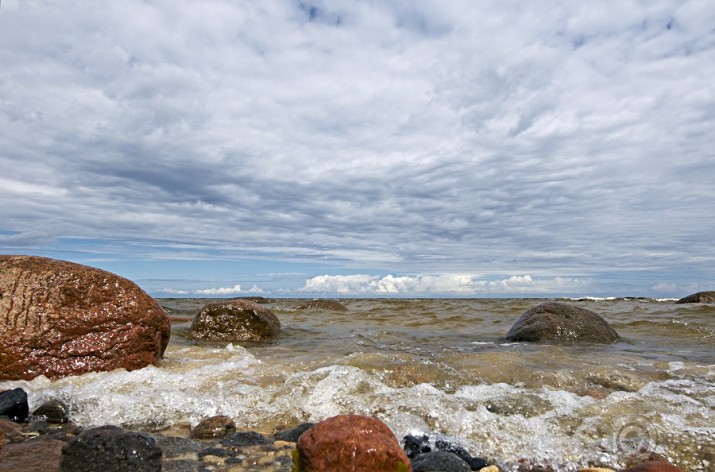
<box><xmin>1</xmin><ymin>297</ymin><xmax>713</xmax><ymax>471</ymax></box>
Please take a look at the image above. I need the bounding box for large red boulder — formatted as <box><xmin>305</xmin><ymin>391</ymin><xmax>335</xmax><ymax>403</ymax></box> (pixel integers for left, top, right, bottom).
<box><xmin>296</xmin><ymin>414</ymin><xmax>412</xmax><ymax>471</ymax></box>
<box><xmin>0</xmin><ymin>255</ymin><xmax>170</xmax><ymax>380</ymax></box>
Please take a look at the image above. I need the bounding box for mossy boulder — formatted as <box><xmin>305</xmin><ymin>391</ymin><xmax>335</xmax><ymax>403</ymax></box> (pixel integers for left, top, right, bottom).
<box><xmin>190</xmin><ymin>300</ymin><xmax>280</xmax><ymax>342</ymax></box>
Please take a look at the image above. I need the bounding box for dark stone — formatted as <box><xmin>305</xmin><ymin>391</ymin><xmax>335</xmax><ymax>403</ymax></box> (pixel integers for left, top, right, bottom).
<box><xmin>0</xmin><ymin>388</ymin><xmax>28</xmax><ymax>422</ymax></box>
<box><xmin>32</xmin><ymin>400</ymin><xmax>69</xmax><ymax>424</ymax></box>
<box><xmin>435</xmin><ymin>439</ymin><xmax>488</xmax><ymax>470</ymax></box>
<box><xmin>152</xmin><ymin>435</ymin><xmax>206</xmax><ymax>459</ymax></box>
<box><xmin>0</xmin><ymin>255</ymin><xmax>171</xmax><ymax>381</ymax></box>
<box><xmin>411</xmin><ymin>450</ymin><xmax>471</xmax><ymax>472</ymax></box>
<box><xmin>273</xmin><ymin>422</ymin><xmax>314</xmax><ymax>442</ymax></box>
<box><xmin>61</xmin><ymin>425</ymin><xmax>162</xmax><ymax>472</ymax></box>
<box><xmin>190</xmin><ymin>300</ymin><xmax>281</xmax><ymax>342</ymax></box>
<box><xmin>220</xmin><ymin>431</ymin><xmax>271</xmax><ymax>447</ymax></box>
<box><xmin>675</xmin><ymin>291</ymin><xmax>715</xmax><ymax>304</ymax></box>
<box><xmin>402</xmin><ymin>434</ymin><xmax>431</xmax><ymax>459</ymax></box>
<box><xmin>296</xmin><ymin>299</ymin><xmax>348</xmax><ymax>311</ymax></box>
<box><xmin>505</xmin><ymin>302</ymin><xmax>620</xmax><ymax>344</ymax></box>
<box><xmin>197</xmin><ymin>447</ymin><xmax>231</xmax><ymax>458</ymax></box>
<box><xmin>296</xmin><ymin>414</ymin><xmax>411</xmax><ymax>471</ymax></box>
<box><xmin>189</xmin><ymin>415</ymin><xmax>235</xmax><ymax>439</ymax></box>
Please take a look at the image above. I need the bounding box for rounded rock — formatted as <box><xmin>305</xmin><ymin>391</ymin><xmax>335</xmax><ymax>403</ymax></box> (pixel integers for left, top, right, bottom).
<box><xmin>0</xmin><ymin>255</ymin><xmax>171</xmax><ymax>381</ymax></box>
<box><xmin>296</xmin><ymin>414</ymin><xmax>412</xmax><ymax>471</ymax></box>
<box><xmin>296</xmin><ymin>299</ymin><xmax>348</xmax><ymax>312</ymax></box>
<box><xmin>189</xmin><ymin>415</ymin><xmax>236</xmax><ymax>439</ymax></box>
<box><xmin>190</xmin><ymin>300</ymin><xmax>280</xmax><ymax>342</ymax></box>
<box><xmin>675</xmin><ymin>291</ymin><xmax>715</xmax><ymax>304</ymax></box>
<box><xmin>411</xmin><ymin>451</ymin><xmax>471</xmax><ymax>472</ymax></box>
<box><xmin>61</xmin><ymin>425</ymin><xmax>162</xmax><ymax>472</ymax></box>
<box><xmin>505</xmin><ymin>302</ymin><xmax>620</xmax><ymax>344</ymax></box>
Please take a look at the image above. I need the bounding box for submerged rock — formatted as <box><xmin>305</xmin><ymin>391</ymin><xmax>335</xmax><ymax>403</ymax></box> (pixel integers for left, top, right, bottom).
<box><xmin>273</xmin><ymin>422</ymin><xmax>315</xmax><ymax>442</ymax></box>
<box><xmin>505</xmin><ymin>302</ymin><xmax>620</xmax><ymax>344</ymax></box>
<box><xmin>675</xmin><ymin>291</ymin><xmax>715</xmax><ymax>304</ymax></box>
<box><xmin>61</xmin><ymin>425</ymin><xmax>162</xmax><ymax>472</ymax></box>
<box><xmin>296</xmin><ymin>299</ymin><xmax>348</xmax><ymax>311</ymax></box>
<box><xmin>296</xmin><ymin>414</ymin><xmax>411</xmax><ymax>471</ymax></box>
<box><xmin>31</xmin><ymin>399</ymin><xmax>69</xmax><ymax>424</ymax></box>
<box><xmin>0</xmin><ymin>255</ymin><xmax>171</xmax><ymax>381</ymax></box>
<box><xmin>190</xmin><ymin>299</ymin><xmax>281</xmax><ymax>342</ymax></box>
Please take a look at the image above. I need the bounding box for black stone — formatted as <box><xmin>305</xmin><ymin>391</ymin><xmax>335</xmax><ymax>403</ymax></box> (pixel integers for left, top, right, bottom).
<box><xmin>61</xmin><ymin>425</ymin><xmax>162</xmax><ymax>472</ymax></box>
<box><xmin>435</xmin><ymin>439</ymin><xmax>488</xmax><ymax>470</ymax></box>
<box><xmin>198</xmin><ymin>447</ymin><xmax>231</xmax><ymax>458</ymax></box>
<box><xmin>402</xmin><ymin>434</ymin><xmax>432</xmax><ymax>459</ymax></box>
<box><xmin>273</xmin><ymin>422</ymin><xmax>314</xmax><ymax>442</ymax></box>
<box><xmin>0</xmin><ymin>387</ymin><xmax>29</xmax><ymax>422</ymax></box>
<box><xmin>32</xmin><ymin>399</ymin><xmax>69</xmax><ymax>424</ymax></box>
<box><xmin>676</xmin><ymin>291</ymin><xmax>715</xmax><ymax>304</ymax></box>
<box><xmin>411</xmin><ymin>450</ymin><xmax>472</xmax><ymax>472</ymax></box>
<box><xmin>220</xmin><ymin>430</ymin><xmax>271</xmax><ymax>447</ymax></box>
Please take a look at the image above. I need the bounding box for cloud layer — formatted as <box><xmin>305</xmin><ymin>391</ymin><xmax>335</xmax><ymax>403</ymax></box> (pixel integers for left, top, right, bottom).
<box><xmin>1</xmin><ymin>1</ymin><xmax>714</xmax><ymax>296</ymax></box>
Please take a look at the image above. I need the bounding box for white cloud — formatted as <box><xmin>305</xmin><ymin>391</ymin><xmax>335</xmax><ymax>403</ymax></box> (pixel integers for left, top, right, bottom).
<box><xmin>159</xmin><ymin>284</ymin><xmax>263</xmax><ymax>296</ymax></box>
<box><xmin>301</xmin><ymin>273</ymin><xmax>589</xmax><ymax>295</ymax></box>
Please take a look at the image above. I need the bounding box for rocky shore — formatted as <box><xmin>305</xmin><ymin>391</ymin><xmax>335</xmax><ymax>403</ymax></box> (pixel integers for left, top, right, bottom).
<box><xmin>0</xmin><ymin>388</ymin><xmax>686</xmax><ymax>472</ymax></box>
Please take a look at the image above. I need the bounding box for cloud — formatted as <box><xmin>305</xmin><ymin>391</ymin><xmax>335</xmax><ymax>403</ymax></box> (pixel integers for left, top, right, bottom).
<box><xmin>1</xmin><ymin>1</ymin><xmax>714</xmax><ymax>295</ymax></box>
<box><xmin>160</xmin><ymin>284</ymin><xmax>263</xmax><ymax>296</ymax></box>
<box><xmin>300</xmin><ymin>273</ymin><xmax>589</xmax><ymax>295</ymax></box>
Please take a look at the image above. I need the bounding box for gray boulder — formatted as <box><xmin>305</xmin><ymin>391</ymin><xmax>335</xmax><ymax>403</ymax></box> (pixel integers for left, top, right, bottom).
<box><xmin>505</xmin><ymin>302</ymin><xmax>619</xmax><ymax>344</ymax></box>
<box><xmin>675</xmin><ymin>291</ymin><xmax>715</xmax><ymax>304</ymax></box>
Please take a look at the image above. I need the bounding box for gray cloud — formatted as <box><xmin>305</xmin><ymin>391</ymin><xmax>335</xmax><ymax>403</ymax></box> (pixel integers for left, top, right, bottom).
<box><xmin>1</xmin><ymin>0</ymin><xmax>714</xmax><ymax>295</ymax></box>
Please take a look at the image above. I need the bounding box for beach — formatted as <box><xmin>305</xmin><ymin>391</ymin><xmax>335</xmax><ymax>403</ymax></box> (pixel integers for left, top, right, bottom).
<box><xmin>2</xmin><ymin>297</ymin><xmax>713</xmax><ymax>471</ymax></box>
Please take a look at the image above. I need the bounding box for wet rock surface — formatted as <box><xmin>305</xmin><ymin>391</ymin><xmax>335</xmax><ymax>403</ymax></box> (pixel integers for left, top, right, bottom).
<box><xmin>190</xmin><ymin>299</ymin><xmax>281</xmax><ymax>342</ymax></box>
<box><xmin>296</xmin><ymin>414</ymin><xmax>412</xmax><ymax>471</ymax></box>
<box><xmin>61</xmin><ymin>425</ymin><xmax>163</xmax><ymax>471</ymax></box>
<box><xmin>0</xmin><ymin>255</ymin><xmax>171</xmax><ymax>380</ymax></box>
<box><xmin>189</xmin><ymin>415</ymin><xmax>235</xmax><ymax>439</ymax></box>
<box><xmin>0</xmin><ymin>388</ymin><xmax>29</xmax><ymax>422</ymax></box>
<box><xmin>505</xmin><ymin>302</ymin><xmax>620</xmax><ymax>344</ymax></box>
<box><xmin>411</xmin><ymin>450</ymin><xmax>472</xmax><ymax>472</ymax></box>
<box><xmin>675</xmin><ymin>291</ymin><xmax>715</xmax><ymax>304</ymax></box>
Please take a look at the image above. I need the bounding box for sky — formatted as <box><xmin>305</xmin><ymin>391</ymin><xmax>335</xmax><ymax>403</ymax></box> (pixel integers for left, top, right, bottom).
<box><xmin>1</xmin><ymin>0</ymin><xmax>714</xmax><ymax>298</ymax></box>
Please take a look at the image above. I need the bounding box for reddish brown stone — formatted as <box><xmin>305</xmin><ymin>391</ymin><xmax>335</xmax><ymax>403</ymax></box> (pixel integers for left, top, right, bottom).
<box><xmin>189</xmin><ymin>415</ymin><xmax>236</xmax><ymax>439</ymax></box>
<box><xmin>190</xmin><ymin>299</ymin><xmax>280</xmax><ymax>342</ymax></box>
<box><xmin>296</xmin><ymin>414</ymin><xmax>412</xmax><ymax>472</ymax></box>
<box><xmin>0</xmin><ymin>255</ymin><xmax>171</xmax><ymax>380</ymax></box>
<box><xmin>0</xmin><ymin>418</ymin><xmax>22</xmax><ymax>443</ymax></box>
<box><xmin>0</xmin><ymin>439</ymin><xmax>64</xmax><ymax>472</ymax></box>
<box><xmin>620</xmin><ymin>462</ymin><xmax>683</xmax><ymax>472</ymax></box>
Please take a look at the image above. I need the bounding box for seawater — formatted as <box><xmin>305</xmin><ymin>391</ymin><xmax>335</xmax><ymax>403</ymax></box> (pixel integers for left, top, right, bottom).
<box><xmin>2</xmin><ymin>298</ymin><xmax>713</xmax><ymax>471</ymax></box>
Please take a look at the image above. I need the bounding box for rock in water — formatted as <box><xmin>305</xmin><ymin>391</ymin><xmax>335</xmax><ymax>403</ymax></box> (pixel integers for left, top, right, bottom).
<box><xmin>505</xmin><ymin>302</ymin><xmax>619</xmax><ymax>344</ymax></box>
<box><xmin>0</xmin><ymin>388</ymin><xmax>29</xmax><ymax>422</ymax></box>
<box><xmin>189</xmin><ymin>415</ymin><xmax>236</xmax><ymax>439</ymax></box>
<box><xmin>0</xmin><ymin>255</ymin><xmax>171</xmax><ymax>381</ymax></box>
<box><xmin>190</xmin><ymin>299</ymin><xmax>280</xmax><ymax>342</ymax></box>
<box><xmin>296</xmin><ymin>414</ymin><xmax>412</xmax><ymax>471</ymax></box>
<box><xmin>296</xmin><ymin>299</ymin><xmax>348</xmax><ymax>311</ymax></box>
<box><xmin>61</xmin><ymin>425</ymin><xmax>162</xmax><ymax>472</ymax></box>
<box><xmin>620</xmin><ymin>462</ymin><xmax>684</xmax><ymax>472</ymax></box>
<box><xmin>675</xmin><ymin>291</ymin><xmax>715</xmax><ymax>304</ymax></box>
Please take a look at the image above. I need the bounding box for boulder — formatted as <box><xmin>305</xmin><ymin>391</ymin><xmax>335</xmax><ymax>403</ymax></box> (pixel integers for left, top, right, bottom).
<box><xmin>0</xmin><ymin>255</ymin><xmax>170</xmax><ymax>381</ymax></box>
<box><xmin>61</xmin><ymin>425</ymin><xmax>162</xmax><ymax>472</ymax></box>
<box><xmin>411</xmin><ymin>451</ymin><xmax>471</xmax><ymax>472</ymax></box>
<box><xmin>296</xmin><ymin>299</ymin><xmax>348</xmax><ymax>311</ymax></box>
<box><xmin>675</xmin><ymin>291</ymin><xmax>715</xmax><ymax>304</ymax></box>
<box><xmin>505</xmin><ymin>302</ymin><xmax>619</xmax><ymax>344</ymax></box>
<box><xmin>296</xmin><ymin>414</ymin><xmax>411</xmax><ymax>471</ymax></box>
<box><xmin>190</xmin><ymin>299</ymin><xmax>280</xmax><ymax>342</ymax></box>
